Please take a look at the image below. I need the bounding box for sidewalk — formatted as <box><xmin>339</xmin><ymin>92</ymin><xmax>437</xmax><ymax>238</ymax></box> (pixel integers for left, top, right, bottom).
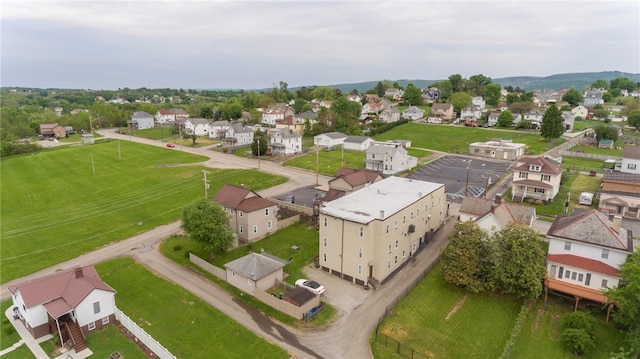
<box><xmin>3</xmin><ymin>307</ymin><xmax>50</xmax><ymax>359</ymax></box>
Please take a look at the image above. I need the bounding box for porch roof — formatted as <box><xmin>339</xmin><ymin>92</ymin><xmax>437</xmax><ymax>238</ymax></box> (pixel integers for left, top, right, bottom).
<box><xmin>545</xmin><ymin>277</ymin><xmax>610</xmax><ymax>304</ymax></box>
<box><xmin>43</xmin><ymin>298</ymin><xmax>73</xmax><ymax>318</ymax></box>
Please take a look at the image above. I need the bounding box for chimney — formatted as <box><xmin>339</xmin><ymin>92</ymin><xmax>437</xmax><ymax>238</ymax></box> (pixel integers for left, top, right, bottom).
<box><xmin>380</xmin><ymin>210</ymin><xmax>385</xmax><ymax>219</ymax></box>
<box><xmin>74</xmin><ymin>267</ymin><xmax>83</xmax><ymax>279</ymax></box>
<box><xmin>612</xmin><ymin>215</ymin><xmax>622</xmax><ymax>232</ymax></box>
<box><xmin>495</xmin><ymin>194</ymin><xmax>502</xmax><ymax>205</ymax></box>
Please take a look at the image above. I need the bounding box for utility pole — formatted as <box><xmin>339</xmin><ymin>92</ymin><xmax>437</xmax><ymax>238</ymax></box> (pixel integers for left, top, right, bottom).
<box><xmin>341</xmin><ymin>144</ymin><xmax>344</xmax><ymax>168</ymax></box>
<box><xmin>315</xmin><ymin>145</ymin><xmax>319</xmax><ymax>185</ymax></box>
<box><xmin>465</xmin><ymin>159</ymin><xmax>472</xmax><ymax>197</ymax></box>
<box><xmin>257</xmin><ymin>138</ymin><xmax>260</xmax><ymax>169</ymax></box>
<box><xmin>202</xmin><ymin>170</ymin><xmax>210</xmax><ymax>198</ymax></box>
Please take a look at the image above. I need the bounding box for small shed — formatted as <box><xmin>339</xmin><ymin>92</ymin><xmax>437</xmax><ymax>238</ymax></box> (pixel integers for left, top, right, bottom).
<box><xmin>598</xmin><ymin>139</ymin><xmax>614</xmax><ymax>149</ymax></box>
<box><xmin>81</xmin><ymin>133</ymin><xmax>95</xmax><ymax>145</ymax></box>
<box><xmin>224</xmin><ymin>253</ymin><xmax>287</xmax><ymax>296</ymax></box>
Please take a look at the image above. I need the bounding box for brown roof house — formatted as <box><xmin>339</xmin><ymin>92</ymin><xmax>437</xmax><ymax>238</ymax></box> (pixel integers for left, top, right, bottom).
<box><xmin>459</xmin><ymin>194</ymin><xmax>536</xmax><ymax>235</ymax></box>
<box><xmin>39</xmin><ymin>123</ymin><xmax>66</xmax><ymax>140</ymax></box>
<box><xmin>319</xmin><ymin>168</ymin><xmax>384</xmax><ymax>205</ymax></box>
<box><xmin>544</xmin><ymin>209</ymin><xmax>635</xmax><ymax>318</ymax></box>
<box><xmin>212</xmin><ymin>184</ymin><xmax>278</xmax><ymax>244</ymax></box>
<box><xmin>430</xmin><ymin>103</ymin><xmax>454</xmax><ymax>121</ymax></box>
<box><xmin>8</xmin><ymin>265</ymin><xmax>116</xmax><ymax>351</ymax></box>
<box><xmin>598</xmin><ymin>172</ymin><xmax>640</xmax><ymax>220</ymax></box>
<box><xmin>511</xmin><ymin>156</ymin><xmax>563</xmax><ymax>203</ymax></box>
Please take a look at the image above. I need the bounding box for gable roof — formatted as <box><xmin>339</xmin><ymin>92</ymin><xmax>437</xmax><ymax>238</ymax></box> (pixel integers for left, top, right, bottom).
<box><xmin>316</xmin><ymin>132</ymin><xmax>347</xmax><ymax>139</ymax></box>
<box><xmin>367</xmin><ymin>143</ymin><xmax>407</xmax><ymax>156</ymax></box>
<box><xmin>514</xmin><ymin>156</ymin><xmax>563</xmax><ymax>175</ymax></box>
<box><xmin>547</xmin><ymin>254</ymin><xmax>620</xmax><ymax>276</ymax></box>
<box><xmin>8</xmin><ymin>265</ymin><xmax>115</xmax><ymax>315</ymax></box>
<box><xmin>460</xmin><ymin>197</ymin><xmax>535</xmax><ymax>227</ymax></box>
<box><xmin>547</xmin><ymin>209</ymin><xmax>632</xmax><ymax>252</ymax></box>
<box><xmin>330</xmin><ymin>168</ymin><xmax>382</xmax><ymax>188</ymax></box>
<box><xmin>344</xmin><ymin>136</ymin><xmax>372</xmax><ymax>144</ymax></box>
<box><xmin>212</xmin><ymin>184</ymin><xmax>275</xmax><ymax>212</ymax></box>
<box><xmin>623</xmin><ymin>146</ymin><xmax>640</xmax><ymax>160</ymax></box>
<box><xmin>432</xmin><ymin>103</ymin><xmax>453</xmax><ymax>111</ymax></box>
<box><xmin>224</xmin><ymin>253</ymin><xmax>286</xmax><ymax>280</ymax></box>
<box><xmin>132</xmin><ymin>111</ymin><xmax>153</xmax><ymax>119</ymax></box>
<box><xmin>186</xmin><ymin>118</ymin><xmax>211</xmax><ymax>125</ymax></box>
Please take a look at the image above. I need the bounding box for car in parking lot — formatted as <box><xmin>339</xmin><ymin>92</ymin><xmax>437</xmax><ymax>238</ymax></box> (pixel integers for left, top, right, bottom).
<box><xmin>295</xmin><ymin>279</ymin><xmax>325</xmax><ymax>296</ymax></box>
<box><xmin>166</xmin><ymin>143</ymin><xmax>176</xmax><ymax>148</ymax></box>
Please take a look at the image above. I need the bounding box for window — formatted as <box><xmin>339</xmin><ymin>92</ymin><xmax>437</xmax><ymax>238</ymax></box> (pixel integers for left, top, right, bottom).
<box><xmin>394</xmin><ymin>220</ymin><xmax>398</xmax><ymax>229</ymax></box>
<box><xmin>571</xmin><ymin>272</ymin><xmax>577</xmax><ymax>280</ymax></box>
<box><xmin>602</xmin><ymin>249</ymin><xmax>609</xmax><ymax>259</ymax></box>
<box><xmin>394</xmin><ymin>256</ymin><xmax>398</xmax><ymax>264</ymax></box>
<box><xmin>358</xmin><ymin>265</ymin><xmax>362</xmax><ymax>275</ymax></box>
<box><xmin>534</xmin><ymin>188</ymin><xmax>546</xmax><ymax>194</ymax></box>
<box><xmin>324</xmin><ymin>217</ymin><xmax>327</xmax><ymax>227</ymax></box>
<box><xmin>541</xmin><ymin>175</ymin><xmax>551</xmax><ymax>181</ymax></box>
<box><xmin>230</xmin><ymin>208</ymin><xmax>235</xmax><ymax>214</ymax></box>
<box><xmin>564</xmin><ymin>241</ymin><xmax>571</xmax><ymax>251</ymax></box>
<box><xmin>239</xmin><ymin>211</ymin><xmax>243</xmax><ymax>217</ymax></box>
<box><xmin>265</xmin><ymin>208</ymin><xmax>269</xmax><ymax>216</ymax></box>
<box><xmin>601</xmin><ymin>279</ymin><xmax>608</xmax><ymax>288</ymax></box>
<box><xmin>93</xmin><ymin>301</ymin><xmax>100</xmax><ymax>315</ymax></box>
<box><xmin>323</xmin><ymin>253</ymin><xmax>327</xmax><ymax>262</ymax></box>
<box><xmin>558</xmin><ymin>267</ymin><xmax>564</xmax><ymax>279</ymax></box>
<box><xmin>402</xmin><ymin>250</ymin><xmax>406</xmax><ymax>259</ymax></box>
<box><xmin>358</xmin><ymin>248</ymin><xmax>363</xmax><ymax>258</ymax></box>
<box><xmin>359</xmin><ymin>227</ymin><xmax>364</xmax><ymax>237</ymax></box>
<box><xmin>388</xmin><ymin>244</ymin><xmax>392</xmax><ymax>253</ymax></box>
<box><xmin>267</xmin><ymin>221</ymin><xmax>272</xmax><ymax>229</ymax></box>
<box><xmin>585</xmin><ymin>273</ymin><xmax>591</xmax><ymax>286</ymax></box>
<box><xmin>411</xmin><ymin>211</ymin><xmax>414</xmax><ymax>219</ymax></box>
<box><xmin>474</xmin><ymin>148</ymin><xmax>480</xmax><ymax>153</ymax></box>
<box><xmin>387</xmin><ymin>260</ymin><xmax>391</xmax><ymax>268</ymax></box>
<box><xmin>417</xmin><ymin>209</ymin><xmax>420</xmax><ymax>216</ymax></box>
<box><xmin>519</xmin><ymin>172</ymin><xmax>528</xmax><ymax>179</ymax></box>
<box><xmin>628</xmin><ymin>164</ymin><xmax>637</xmax><ymax>171</ymax></box>
<box><xmin>565</xmin><ymin>270</ymin><xmax>571</xmax><ymax>279</ymax></box>
<box><xmin>578</xmin><ymin>273</ymin><xmax>584</xmax><ymax>282</ymax></box>
<box><xmin>239</xmin><ymin>225</ymin><xmax>244</xmax><ymax>234</ymax></box>
<box><xmin>386</xmin><ymin>225</ymin><xmax>390</xmax><ymax>233</ymax></box>
<box><xmin>395</xmin><ymin>240</ymin><xmax>399</xmax><ymax>248</ymax></box>
<box><xmin>403</xmin><ymin>216</ymin><xmax>406</xmax><ymax>224</ymax></box>
<box><xmin>253</xmin><ymin>225</ymin><xmax>258</xmax><ymax>234</ymax></box>
<box><xmin>102</xmin><ymin>316</ymin><xmax>110</xmax><ymax>325</ymax></box>
<box><xmin>323</xmin><ymin>237</ymin><xmax>327</xmax><ymax>247</ymax></box>
<box><xmin>88</xmin><ymin>322</ymin><xmax>96</xmax><ymax>331</ymax></box>
<box><xmin>529</xmin><ymin>165</ymin><xmax>540</xmax><ymax>171</ymax></box>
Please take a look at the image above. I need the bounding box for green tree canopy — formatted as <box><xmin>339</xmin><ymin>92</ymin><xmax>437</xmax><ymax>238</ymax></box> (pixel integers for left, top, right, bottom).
<box><xmin>607</xmin><ymin>249</ymin><xmax>640</xmax><ymax>348</ymax></box>
<box><xmin>251</xmin><ymin>130</ymin><xmax>269</xmax><ymax>156</ymax></box>
<box><xmin>594</xmin><ymin>125</ymin><xmax>619</xmax><ymax>141</ymax></box>
<box><xmin>497</xmin><ymin>110</ymin><xmax>514</xmax><ymax>127</ymax></box>
<box><xmin>448</xmin><ymin>74</ymin><xmax>463</xmax><ymax>92</ymax></box>
<box><xmin>403</xmin><ymin>84</ymin><xmax>422</xmax><ymax>106</ymax></box>
<box><xmin>484</xmin><ymin>83</ymin><xmax>501</xmax><ymax>106</ymax></box>
<box><xmin>610</xmin><ymin>77</ymin><xmax>638</xmax><ymax>92</ymax></box>
<box><xmin>591</xmin><ymin>79</ymin><xmax>609</xmax><ymax>89</ymax></box>
<box><xmin>181</xmin><ymin>198</ymin><xmax>234</xmax><ymax>256</ymax></box>
<box><xmin>450</xmin><ymin>92</ymin><xmax>473</xmax><ymax>113</ymax></box>
<box><xmin>441</xmin><ymin>221</ymin><xmax>490</xmax><ymax>293</ymax></box>
<box><xmin>627</xmin><ymin>109</ymin><xmax>640</xmax><ymax>129</ymax></box>
<box><xmin>593</xmin><ymin>108</ymin><xmax>610</xmax><ymax>119</ymax></box>
<box><xmin>562</xmin><ymin>88</ymin><xmax>583</xmax><ymax>107</ymax></box>
<box><xmin>540</xmin><ymin>105</ymin><xmax>564</xmax><ymax>140</ymax></box>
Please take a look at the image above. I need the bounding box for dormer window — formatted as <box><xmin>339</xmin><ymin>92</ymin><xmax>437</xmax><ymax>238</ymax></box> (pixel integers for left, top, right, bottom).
<box><xmin>529</xmin><ymin>165</ymin><xmax>541</xmax><ymax>172</ymax></box>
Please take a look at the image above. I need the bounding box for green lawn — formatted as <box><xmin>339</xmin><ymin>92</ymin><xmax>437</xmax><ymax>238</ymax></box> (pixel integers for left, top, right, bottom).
<box><xmin>0</xmin><ymin>301</ymin><xmax>21</xmax><ymax>350</ymax></box>
<box><xmin>0</xmin><ymin>140</ymin><xmax>286</xmax><ymax>283</ymax></box>
<box><xmin>0</xmin><ymin>344</ymin><xmax>36</xmax><ymax>359</ymax></box>
<box><xmin>572</xmin><ymin>120</ymin><xmax>605</xmax><ymax>131</ymax></box>
<box><xmin>83</xmin><ymin>324</ymin><xmax>149</xmax><ymax>359</ymax></box>
<box><xmin>373</xmin><ymin>264</ymin><xmax>522</xmax><ymax>359</ymax></box>
<box><xmin>96</xmin><ymin>257</ymin><xmax>289</xmax><ymax>359</ymax></box>
<box><xmin>569</xmin><ymin>145</ymin><xmax>624</xmax><ymax>157</ymax></box>
<box><xmin>371</xmin><ymin>123</ymin><xmax>562</xmax><ymax>155</ymax></box>
<box><xmin>562</xmin><ymin>156</ymin><xmax>609</xmax><ymax>174</ymax></box>
<box><xmin>511</xmin><ymin>299</ymin><xmax>626</xmax><ymax>358</ymax></box>
<box><xmin>130</xmin><ymin>126</ymin><xmax>176</xmax><ymax>140</ymax></box>
<box><xmin>283</xmin><ymin>149</ymin><xmax>365</xmax><ymax>175</ymax></box>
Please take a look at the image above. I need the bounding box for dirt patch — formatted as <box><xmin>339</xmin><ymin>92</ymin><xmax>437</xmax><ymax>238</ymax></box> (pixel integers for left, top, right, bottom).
<box><xmin>445</xmin><ymin>294</ymin><xmax>468</xmax><ymax>320</ymax></box>
<box><xmin>381</xmin><ymin>323</ymin><xmax>409</xmax><ymax>339</ymax></box>
<box><xmin>533</xmin><ymin>308</ymin><xmax>545</xmax><ymax>330</ymax></box>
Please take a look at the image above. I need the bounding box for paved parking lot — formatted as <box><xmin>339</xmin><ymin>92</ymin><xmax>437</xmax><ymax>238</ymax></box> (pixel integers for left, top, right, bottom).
<box><xmin>408</xmin><ymin>155</ymin><xmax>514</xmax><ymax>199</ymax></box>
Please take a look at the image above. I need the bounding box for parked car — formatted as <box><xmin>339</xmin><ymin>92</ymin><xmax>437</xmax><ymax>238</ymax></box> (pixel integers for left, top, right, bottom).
<box><xmin>295</xmin><ymin>279</ymin><xmax>325</xmax><ymax>296</ymax></box>
<box><xmin>464</xmin><ymin>121</ymin><xmax>477</xmax><ymax>127</ymax></box>
<box><xmin>166</xmin><ymin>143</ymin><xmax>176</xmax><ymax>148</ymax></box>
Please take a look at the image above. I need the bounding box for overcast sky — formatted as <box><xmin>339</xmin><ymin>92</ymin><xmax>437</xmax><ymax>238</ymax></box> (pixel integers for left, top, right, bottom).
<box><xmin>2</xmin><ymin>1</ymin><xmax>639</xmax><ymax>90</ymax></box>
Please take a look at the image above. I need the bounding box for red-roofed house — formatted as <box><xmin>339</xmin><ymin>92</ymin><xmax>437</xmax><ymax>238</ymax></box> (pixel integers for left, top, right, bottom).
<box><xmin>511</xmin><ymin>156</ymin><xmax>564</xmax><ymax>203</ymax></box>
<box><xmin>544</xmin><ymin>209</ymin><xmax>635</xmax><ymax>318</ymax></box>
<box><xmin>8</xmin><ymin>265</ymin><xmax>116</xmax><ymax>350</ymax></box>
<box><xmin>212</xmin><ymin>184</ymin><xmax>278</xmax><ymax>244</ymax></box>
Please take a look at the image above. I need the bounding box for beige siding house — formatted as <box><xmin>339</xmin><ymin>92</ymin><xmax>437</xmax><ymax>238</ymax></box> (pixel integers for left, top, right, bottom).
<box><xmin>319</xmin><ymin>177</ymin><xmax>446</xmax><ymax>288</ymax></box>
<box><xmin>212</xmin><ymin>184</ymin><xmax>278</xmax><ymax>244</ymax></box>
<box><xmin>598</xmin><ymin>172</ymin><xmax>640</xmax><ymax>219</ymax></box>
<box><xmin>468</xmin><ymin>139</ymin><xmax>526</xmax><ymax>160</ymax></box>
<box><xmin>224</xmin><ymin>253</ymin><xmax>287</xmax><ymax>296</ymax></box>
<box><xmin>511</xmin><ymin>156</ymin><xmax>563</xmax><ymax>203</ymax></box>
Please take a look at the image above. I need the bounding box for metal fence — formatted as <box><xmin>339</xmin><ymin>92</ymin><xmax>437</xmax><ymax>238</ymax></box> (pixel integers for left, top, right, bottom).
<box><xmin>114</xmin><ymin>307</ymin><xmax>177</xmax><ymax>359</ymax></box>
<box><xmin>373</xmin><ymin>331</ymin><xmax>430</xmax><ymax>359</ymax></box>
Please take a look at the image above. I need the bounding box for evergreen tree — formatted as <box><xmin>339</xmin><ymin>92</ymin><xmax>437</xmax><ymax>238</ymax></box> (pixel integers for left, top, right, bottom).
<box><xmin>540</xmin><ymin>105</ymin><xmax>564</xmax><ymax>140</ymax></box>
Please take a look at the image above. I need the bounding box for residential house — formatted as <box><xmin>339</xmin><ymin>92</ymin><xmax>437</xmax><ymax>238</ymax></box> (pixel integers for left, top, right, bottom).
<box><xmin>365</xmin><ymin>142</ymin><xmax>417</xmax><ymax>175</ymax></box>
<box><xmin>583</xmin><ymin>89</ymin><xmax>605</xmax><ymax>106</ymax></box>
<box><xmin>128</xmin><ymin>111</ymin><xmax>154</xmax><ymax>130</ymax></box>
<box><xmin>384</xmin><ymin>88</ymin><xmax>404</xmax><ymax>101</ymax></box>
<box><xmin>319</xmin><ymin>100</ymin><xmax>333</xmax><ymax>109</ymax></box>
<box><xmin>379</xmin><ymin>106</ymin><xmax>400</xmax><ymax>123</ymax></box>
<box><xmin>402</xmin><ymin>106</ymin><xmax>425</xmax><ymax>120</ymax></box>
<box><xmin>363</xmin><ymin>94</ymin><xmax>379</xmax><ymax>103</ymax></box>
<box><xmin>224</xmin><ymin>253</ymin><xmax>287</xmax><ymax>296</ymax></box>
<box><xmin>63</xmin><ymin>126</ymin><xmax>75</xmax><ymax>136</ymax></box>
<box><xmin>275</xmin><ymin>115</ymin><xmax>305</xmax><ymax>135</ymax></box>
<box><xmin>261</xmin><ymin>106</ymin><xmax>294</xmax><ymax>126</ymax></box>
<box><xmin>314</xmin><ymin>132</ymin><xmax>348</xmax><ymax>148</ymax></box>
<box><xmin>544</xmin><ymin>209</ymin><xmax>634</xmax><ymax>315</ymax></box>
<box><xmin>222</xmin><ymin>124</ymin><xmax>254</xmax><ymax>147</ymax></box>
<box><xmin>343</xmin><ymin>136</ymin><xmax>374</xmax><ymax>151</ymax></box>
<box><xmin>386</xmin><ymin>139</ymin><xmax>411</xmax><ymax>148</ymax></box>
<box><xmin>459</xmin><ymin>195</ymin><xmax>536</xmax><ymax>235</ymax></box>
<box><xmin>430</xmin><ymin>103</ymin><xmax>454</xmax><ymax>121</ymax></box>
<box><xmin>54</xmin><ymin>107</ymin><xmax>64</xmax><ymax>116</ymax></box>
<box><xmin>472</xmin><ymin>96</ymin><xmax>485</xmax><ymax>109</ymax></box>
<box><xmin>460</xmin><ymin>105</ymin><xmax>482</xmax><ymax>122</ymax></box>
<box><xmin>209</xmin><ymin>120</ymin><xmax>232</xmax><ymax>139</ymax></box>
<box><xmin>39</xmin><ymin>123</ymin><xmax>66</xmax><ymax>140</ymax></box>
<box><xmin>523</xmin><ymin>109</ymin><xmax>544</xmax><ymax>128</ymax></box>
<box><xmin>571</xmin><ymin>105</ymin><xmax>589</xmax><ymax>118</ymax></box>
<box><xmin>347</xmin><ymin>94</ymin><xmax>362</xmax><ymax>103</ymax></box>
<box><xmin>468</xmin><ymin>139</ymin><xmax>525</xmax><ymax>160</ymax></box>
<box><xmin>511</xmin><ymin>156</ymin><xmax>564</xmax><ymax>203</ymax></box>
<box><xmin>212</xmin><ymin>184</ymin><xmax>278</xmax><ymax>244</ymax></box>
<box><xmin>422</xmin><ymin>87</ymin><xmax>440</xmax><ymax>103</ymax></box>
<box><xmin>620</xmin><ymin>146</ymin><xmax>640</xmax><ymax>174</ymax></box>
<box><xmin>362</xmin><ymin>101</ymin><xmax>382</xmax><ymax>114</ymax></box>
<box><xmin>8</xmin><ymin>265</ymin><xmax>116</xmax><ymax>350</ymax></box>
<box><xmin>319</xmin><ymin>168</ymin><xmax>383</xmax><ymax>205</ymax></box>
<box><xmin>294</xmin><ymin>111</ymin><xmax>318</xmax><ymax>127</ymax></box>
<box><xmin>561</xmin><ymin>111</ymin><xmax>575</xmax><ymax>132</ymax></box>
<box><xmin>155</xmin><ymin>108</ymin><xmax>189</xmax><ymax>124</ymax></box>
<box><xmin>268</xmin><ymin>128</ymin><xmax>302</xmax><ymax>155</ymax></box>
<box><xmin>319</xmin><ymin>176</ymin><xmax>446</xmax><ymax>287</ymax></box>
<box><xmin>487</xmin><ymin>112</ymin><xmax>501</xmax><ymax>127</ymax></box>
<box><xmin>183</xmin><ymin>118</ymin><xmax>211</xmax><ymax>136</ymax></box>
<box><xmin>598</xmin><ymin>172</ymin><xmax>640</xmax><ymax>219</ymax></box>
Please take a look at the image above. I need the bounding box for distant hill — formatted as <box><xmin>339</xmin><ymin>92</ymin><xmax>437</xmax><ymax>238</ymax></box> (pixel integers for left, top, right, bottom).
<box><xmin>290</xmin><ymin>71</ymin><xmax>640</xmax><ymax>93</ymax></box>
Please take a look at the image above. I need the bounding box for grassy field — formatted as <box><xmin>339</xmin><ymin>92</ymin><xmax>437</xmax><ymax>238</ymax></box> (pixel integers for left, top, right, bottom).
<box><xmin>283</xmin><ymin>148</ymin><xmax>366</xmax><ymax>175</ymax></box>
<box><xmin>0</xmin><ymin>140</ymin><xmax>286</xmax><ymax>283</ymax></box>
<box><xmin>372</xmin><ymin>123</ymin><xmax>562</xmax><ymax>155</ymax></box>
<box><xmin>96</xmin><ymin>257</ymin><xmax>289</xmax><ymax>359</ymax></box>
<box><xmin>373</xmin><ymin>264</ymin><xmax>522</xmax><ymax>359</ymax></box>
<box><xmin>0</xmin><ymin>344</ymin><xmax>36</xmax><ymax>359</ymax></box>
<box><xmin>568</xmin><ymin>144</ymin><xmax>624</xmax><ymax>157</ymax></box>
<box><xmin>0</xmin><ymin>301</ymin><xmax>21</xmax><ymax>350</ymax></box>
<box><xmin>563</xmin><ymin>156</ymin><xmax>609</xmax><ymax>174</ymax></box>
<box><xmin>160</xmin><ymin>222</ymin><xmax>337</xmax><ymax>328</ymax></box>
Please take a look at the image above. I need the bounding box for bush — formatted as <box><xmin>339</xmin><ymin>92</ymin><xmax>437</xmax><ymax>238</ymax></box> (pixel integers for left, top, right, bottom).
<box><xmin>562</xmin><ymin>311</ymin><xmax>597</xmax><ymax>333</ymax></box>
<box><xmin>561</xmin><ymin>328</ymin><xmax>595</xmax><ymax>355</ymax></box>
<box><xmin>173</xmin><ymin>245</ymin><xmax>182</xmax><ymax>251</ymax></box>
<box><xmin>4</xmin><ymin>325</ymin><xmax>15</xmax><ymax>335</ymax></box>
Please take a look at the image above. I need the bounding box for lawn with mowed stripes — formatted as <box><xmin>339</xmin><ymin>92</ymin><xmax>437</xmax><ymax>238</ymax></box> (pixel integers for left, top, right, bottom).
<box><xmin>1</xmin><ymin>140</ymin><xmax>286</xmax><ymax>283</ymax></box>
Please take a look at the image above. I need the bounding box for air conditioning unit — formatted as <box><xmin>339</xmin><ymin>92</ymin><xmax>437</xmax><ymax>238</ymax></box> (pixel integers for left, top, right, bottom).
<box><xmin>408</xmin><ymin>224</ymin><xmax>415</xmax><ymax>233</ymax></box>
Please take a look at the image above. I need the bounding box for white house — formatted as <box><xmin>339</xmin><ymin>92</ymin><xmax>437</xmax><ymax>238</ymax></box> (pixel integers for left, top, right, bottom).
<box><xmin>571</xmin><ymin>105</ymin><xmax>589</xmax><ymax>118</ymax></box>
<box><xmin>155</xmin><ymin>108</ymin><xmax>190</xmax><ymax>124</ymax></box>
<box><xmin>343</xmin><ymin>136</ymin><xmax>374</xmax><ymax>151</ymax></box>
<box><xmin>269</xmin><ymin>128</ymin><xmax>302</xmax><ymax>155</ymax></box>
<box><xmin>511</xmin><ymin>156</ymin><xmax>564</xmax><ymax>203</ymax></box>
<box><xmin>583</xmin><ymin>90</ymin><xmax>605</xmax><ymax>106</ymax></box>
<box><xmin>314</xmin><ymin>132</ymin><xmax>348</xmax><ymax>148</ymax></box>
<box><xmin>183</xmin><ymin>118</ymin><xmax>211</xmax><ymax>136</ymax></box>
<box><xmin>261</xmin><ymin>106</ymin><xmax>294</xmax><ymax>126</ymax></box>
<box><xmin>472</xmin><ymin>96</ymin><xmax>485</xmax><ymax>109</ymax></box>
<box><xmin>379</xmin><ymin>107</ymin><xmax>401</xmax><ymax>123</ymax></box>
<box><xmin>459</xmin><ymin>195</ymin><xmax>536</xmax><ymax>235</ymax></box>
<box><xmin>523</xmin><ymin>109</ymin><xmax>544</xmax><ymax>128</ymax></box>
<box><xmin>209</xmin><ymin>120</ymin><xmax>232</xmax><ymax>139</ymax></box>
<box><xmin>223</xmin><ymin>124</ymin><xmax>254</xmax><ymax>147</ymax></box>
<box><xmin>544</xmin><ymin>209</ymin><xmax>635</xmax><ymax>316</ymax></box>
<box><xmin>460</xmin><ymin>106</ymin><xmax>482</xmax><ymax>122</ymax></box>
<box><xmin>620</xmin><ymin>146</ymin><xmax>640</xmax><ymax>174</ymax></box>
<box><xmin>487</xmin><ymin>112</ymin><xmax>501</xmax><ymax>127</ymax></box>
<box><xmin>128</xmin><ymin>111</ymin><xmax>155</xmax><ymax>130</ymax></box>
<box><xmin>561</xmin><ymin>111</ymin><xmax>575</xmax><ymax>132</ymax></box>
<box><xmin>402</xmin><ymin>106</ymin><xmax>425</xmax><ymax>120</ymax></box>
<box><xmin>8</xmin><ymin>265</ymin><xmax>116</xmax><ymax>350</ymax></box>
<box><xmin>384</xmin><ymin>88</ymin><xmax>404</xmax><ymax>101</ymax></box>
<box><xmin>365</xmin><ymin>143</ymin><xmax>417</xmax><ymax>175</ymax></box>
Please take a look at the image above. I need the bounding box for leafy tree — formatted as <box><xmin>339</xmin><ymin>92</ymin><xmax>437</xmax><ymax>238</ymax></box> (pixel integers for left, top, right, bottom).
<box><xmin>516</xmin><ymin>119</ymin><xmax>533</xmax><ymax>129</ymax></box>
<box><xmin>607</xmin><ymin>249</ymin><xmax>640</xmax><ymax>355</ymax></box>
<box><xmin>292</xmin><ymin>98</ymin><xmax>308</xmax><ymax>114</ymax></box>
<box><xmin>602</xmin><ymin>92</ymin><xmax>614</xmax><ymax>103</ymax></box>
<box><xmin>251</xmin><ymin>130</ymin><xmax>269</xmax><ymax>156</ymax></box>
<box><xmin>181</xmin><ymin>198</ymin><xmax>234</xmax><ymax>257</ymax></box>
<box><xmin>610</xmin><ymin>88</ymin><xmax>623</xmax><ymax>98</ymax></box>
<box><xmin>441</xmin><ymin>221</ymin><xmax>490</xmax><ymax>293</ymax></box>
<box><xmin>450</xmin><ymin>92</ymin><xmax>472</xmax><ymax>113</ymax></box>
<box><xmin>508</xmin><ymin>101</ymin><xmax>535</xmax><ymax>118</ymax></box>
<box><xmin>562</xmin><ymin>88</ymin><xmax>583</xmax><ymax>107</ymax></box>
<box><xmin>200</xmin><ymin>105</ymin><xmax>214</xmax><ymax>119</ymax></box>
<box><xmin>506</xmin><ymin>93</ymin><xmax>520</xmax><ymax>106</ymax></box>
<box><xmin>561</xmin><ymin>328</ymin><xmax>595</xmax><ymax>355</ymax></box>
<box><xmin>563</xmin><ymin>311</ymin><xmax>597</xmax><ymax>334</ymax></box>
<box><xmin>489</xmin><ymin>224</ymin><xmax>547</xmax><ymax>298</ymax></box>
<box><xmin>310</xmin><ymin>86</ymin><xmax>338</xmax><ymax>100</ymax></box>
<box><xmin>403</xmin><ymin>84</ymin><xmax>422</xmax><ymax>106</ymax></box>
<box><xmin>375</xmin><ymin>82</ymin><xmax>385</xmax><ymax>97</ymax></box>
<box><xmin>610</xmin><ymin>77</ymin><xmax>638</xmax><ymax>92</ymax></box>
<box><xmin>448</xmin><ymin>74</ymin><xmax>463</xmax><ymax>92</ymax></box>
<box><xmin>469</xmin><ymin>74</ymin><xmax>492</xmax><ymax>87</ymax></box>
<box><xmin>540</xmin><ymin>105</ymin><xmax>564</xmax><ymax>140</ymax></box>
<box><xmin>505</xmin><ymin>85</ymin><xmax>514</xmax><ymax>92</ymax></box>
<box><xmin>484</xmin><ymin>83</ymin><xmax>501</xmax><ymax>106</ymax></box>
<box><xmin>591</xmin><ymin>79</ymin><xmax>609</xmax><ymax>89</ymax></box>
<box><xmin>497</xmin><ymin>110</ymin><xmax>514</xmax><ymax>127</ymax></box>
<box><xmin>627</xmin><ymin>109</ymin><xmax>640</xmax><ymax>129</ymax></box>
<box><xmin>431</xmin><ymin>80</ymin><xmax>452</xmax><ymax>99</ymax></box>
<box><xmin>593</xmin><ymin>108</ymin><xmax>610</xmax><ymax>119</ymax></box>
<box><xmin>594</xmin><ymin>125</ymin><xmax>619</xmax><ymax>141</ymax></box>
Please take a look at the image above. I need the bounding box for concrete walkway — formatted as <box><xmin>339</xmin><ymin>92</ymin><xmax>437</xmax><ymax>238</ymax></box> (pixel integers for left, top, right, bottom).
<box><xmin>3</xmin><ymin>307</ymin><xmax>50</xmax><ymax>359</ymax></box>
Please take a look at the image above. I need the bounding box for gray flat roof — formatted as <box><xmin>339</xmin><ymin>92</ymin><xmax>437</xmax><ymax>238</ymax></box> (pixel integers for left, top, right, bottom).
<box><xmin>320</xmin><ymin>176</ymin><xmax>444</xmax><ymax>224</ymax></box>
